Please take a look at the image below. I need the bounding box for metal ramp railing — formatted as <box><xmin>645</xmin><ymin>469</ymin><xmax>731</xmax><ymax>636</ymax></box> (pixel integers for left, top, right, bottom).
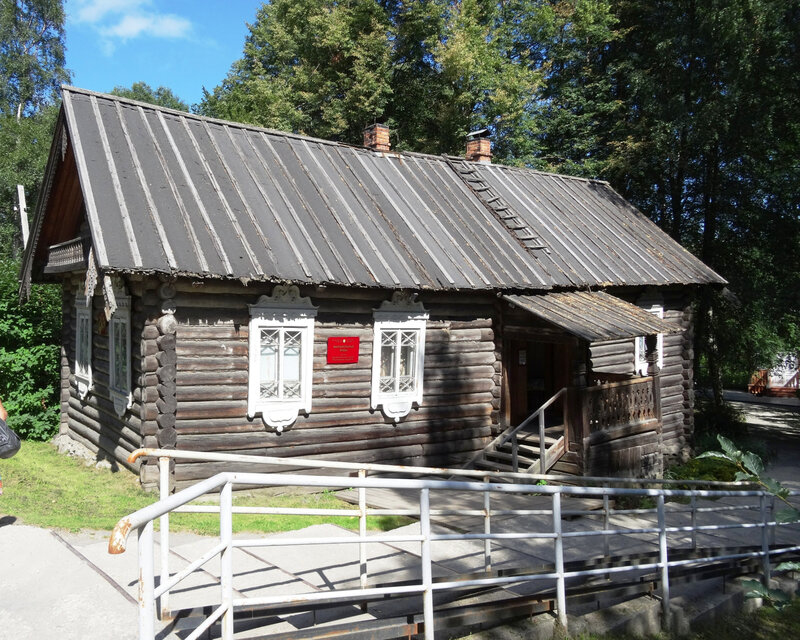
<box><xmin>110</xmin><ymin>450</ymin><xmax>800</xmax><ymax>640</ymax></box>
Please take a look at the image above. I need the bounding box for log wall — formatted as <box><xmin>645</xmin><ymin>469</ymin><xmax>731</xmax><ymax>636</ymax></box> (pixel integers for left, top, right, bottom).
<box><xmin>588</xmin><ymin>287</ymin><xmax>695</xmax><ymax>474</ymax></box>
<box><xmin>60</xmin><ymin>276</ymin><xmax>146</xmax><ymax>474</ymax></box>
<box><xmin>170</xmin><ymin>281</ymin><xmax>499</xmax><ymax>487</ymax></box>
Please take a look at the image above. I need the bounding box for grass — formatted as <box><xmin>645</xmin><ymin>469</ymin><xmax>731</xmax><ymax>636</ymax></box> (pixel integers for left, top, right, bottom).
<box><xmin>567</xmin><ymin>597</ymin><xmax>800</xmax><ymax>639</ymax></box>
<box><xmin>0</xmin><ymin>441</ymin><xmax>411</xmax><ymax>534</ymax></box>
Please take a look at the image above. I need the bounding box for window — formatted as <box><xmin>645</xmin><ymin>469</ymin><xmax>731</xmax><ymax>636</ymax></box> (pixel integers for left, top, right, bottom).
<box><xmin>248</xmin><ymin>285</ymin><xmax>317</xmax><ymax>432</ymax></box>
<box><xmin>634</xmin><ymin>304</ymin><xmax>664</xmax><ymax>376</ymax></box>
<box><xmin>75</xmin><ymin>296</ymin><xmax>92</xmax><ymax>399</ymax></box>
<box><xmin>371</xmin><ymin>293</ymin><xmax>428</xmax><ymax>422</ymax></box>
<box><xmin>109</xmin><ymin>294</ymin><xmax>132</xmax><ymax>416</ymax></box>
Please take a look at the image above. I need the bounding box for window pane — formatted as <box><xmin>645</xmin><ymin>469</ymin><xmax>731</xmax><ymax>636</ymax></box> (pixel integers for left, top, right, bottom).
<box><xmin>77</xmin><ymin>316</ymin><xmax>89</xmax><ymax>375</ymax></box>
<box><xmin>260</xmin><ymin>329</ymin><xmax>279</xmax><ymax>399</ymax></box>
<box><xmin>380</xmin><ymin>330</ymin><xmax>397</xmax><ymax>392</ymax></box>
<box><xmin>398</xmin><ymin>330</ymin><xmax>417</xmax><ymax>393</ymax></box>
<box><xmin>114</xmin><ymin>320</ymin><xmax>127</xmax><ymax>389</ymax></box>
<box><xmin>283</xmin><ymin>330</ymin><xmax>302</xmax><ymax>398</ymax></box>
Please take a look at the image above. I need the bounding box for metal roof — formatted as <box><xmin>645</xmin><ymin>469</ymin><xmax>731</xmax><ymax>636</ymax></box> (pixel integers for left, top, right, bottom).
<box><xmin>29</xmin><ymin>86</ymin><xmax>724</xmax><ymax>293</ymax></box>
<box><xmin>503</xmin><ymin>291</ymin><xmax>682</xmax><ymax>342</ymax></box>
<box><xmin>59</xmin><ymin>87</ymin><xmax>558</xmax><ymax>290</ymax></box>
<box><xmin>472</xmin><ymin>163</ymin><xmax>725</xmax><ymax>287</ymax></box>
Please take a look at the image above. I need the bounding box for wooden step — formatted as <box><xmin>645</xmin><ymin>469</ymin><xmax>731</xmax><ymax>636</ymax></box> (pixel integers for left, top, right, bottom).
<box><xmin>474</xmin><ymin>459</ymin><xmax>513</xmax><ymax>472</ymax></box>
<box><xmin>486</xmin><ymin>449</ymin><xmax>539</xmax><ymax>466</ymax></box>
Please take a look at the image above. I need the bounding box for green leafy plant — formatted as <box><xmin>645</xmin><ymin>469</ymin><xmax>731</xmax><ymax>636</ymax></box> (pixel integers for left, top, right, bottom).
<box><xmin>0</xmin><ymin>257</ymin><xmax>62</xmax><ymax>440</ymax></box>
<box><xmin>697</xmin><ymin>435</ymin><xmax>800</xmax><ymax>524</ymax></box>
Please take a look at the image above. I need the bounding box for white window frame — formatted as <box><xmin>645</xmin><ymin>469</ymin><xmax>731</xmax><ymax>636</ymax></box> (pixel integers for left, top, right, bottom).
<box><xmin>109</xmin><ymin>294</ymin><xmax>132</xmax><ymax>416</ymax></box>
<box><xmin>248</xmin><ymin>286</ymin><xmax>317</xmax><ymax>432</ymax></box>
<box><xmin>371</xmin><ymin>293</ymin><xmax>428</xmax><ymax>422</ymax></box>
<box><xmin>634</xmin><ymin>304</ymin><xmax>664</xmax><ymax>376</ymax></box>
<box><xmin>74</xmin><ymin>295</ymin><xmax>93</xmax><ymax>400</ymax></box>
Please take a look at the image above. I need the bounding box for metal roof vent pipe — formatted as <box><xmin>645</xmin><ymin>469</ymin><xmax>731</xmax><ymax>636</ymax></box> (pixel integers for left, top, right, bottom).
<box><xmin>465</xmin><ymin>129</ymin><xmax>492</xmax><ymax>163</ymax></box>
<box><xmin>363</xmin><ymin>123</ymin><xmax>391</xmax><ymax>152</ymax></box>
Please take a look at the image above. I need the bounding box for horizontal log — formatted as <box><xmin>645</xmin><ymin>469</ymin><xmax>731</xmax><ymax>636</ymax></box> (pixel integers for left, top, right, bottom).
<box><xmin>177</xmin><ymin>370</ymin><xmax>249</xmax><ymax>386</ymax></box>
<box><xmin>177</xmin><ymin>422</ymin><xmax>490</xmax><ymax>452</ymax></box>
<box><xmin>65</xmin><ymin>426</ymin><xmax>139</xmax><ymax>474</ymax></box>
<box><xmin>67</xmin><ymin>406</ymin><xmax>141</xmax><ymax>452</ymax></box>
<box><xmin>67</xmin><ymin>394</ymin><xmax>143</xmax><ymax>434</ymax></box>
<box><xmin>177</xmin><ymin>425</ymin><xmax>491</xmax><ymax>459</ymax></box>
<box><xmin>175</xmin><ymin>405</ymin><xmax>494</xmax><ymax>434</ymax></box>
<box><xmin>177</xmin><ymin>324</ymin><xmax>247</xmax><ymax>340</ymax></box>
<box><xmin>588</xmin><ymin>419</ymin><xmax>660</xmax><ymax>446</ymax></box>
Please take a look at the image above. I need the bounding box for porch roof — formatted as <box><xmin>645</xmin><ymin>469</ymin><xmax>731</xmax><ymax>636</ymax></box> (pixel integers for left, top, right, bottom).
<box><xmin>503</xmin><ymin>291</ymin><xmax>682</xmax><ymax>342</ymax></box>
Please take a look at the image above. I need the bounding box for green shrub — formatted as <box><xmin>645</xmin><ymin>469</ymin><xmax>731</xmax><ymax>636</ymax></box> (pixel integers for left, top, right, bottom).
<box><xmin>694</xmin><ymin>397</ymin><xmax>748</xmax><ymax>439</ymax></box>
<box><xmin>0</xmin><ymin>258</ymin><xmax>62</xmax><ymax>440</ymax></box>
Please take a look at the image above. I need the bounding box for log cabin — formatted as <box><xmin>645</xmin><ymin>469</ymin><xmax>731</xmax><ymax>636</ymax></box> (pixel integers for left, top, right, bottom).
<box><xmin>20</xmin><ymin>87</ymin><xmax>725</xmax><ymax>489</ymax></box>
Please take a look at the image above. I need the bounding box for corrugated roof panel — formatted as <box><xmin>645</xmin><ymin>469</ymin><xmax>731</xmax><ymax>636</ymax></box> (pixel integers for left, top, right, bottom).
<box><xmin>477</xmin><ymin>164</ymin><xmax>725</xmax><ymax>287</ymax></box>
<box><xmin>58</xmin><ymin>87</ymin><xmax>722</xmax><ymax>291</ymax></box>
<box><xmin>504</xmin><ymin>291</ymin><xmax>682</xmax><ymax>342</ymax></box>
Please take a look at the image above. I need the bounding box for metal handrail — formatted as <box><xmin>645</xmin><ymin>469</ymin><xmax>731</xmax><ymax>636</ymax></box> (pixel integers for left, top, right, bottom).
<box><xmin>127</xmin><ymin>446</ymin><xmax>757</xmax><ymax>488</ymax></box>
<box><xmin>459</xmin><ymin>387</ymin><xmax>568</xmax><ymax>473</ymax></box>
<box><xmin>110</xmin><ymin>467</ymin><xmax>800</xmax><ymax>640</ymax></box>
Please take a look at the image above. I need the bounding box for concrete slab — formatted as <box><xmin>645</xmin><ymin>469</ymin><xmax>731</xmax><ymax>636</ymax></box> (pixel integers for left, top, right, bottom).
<box><xmin>0</xmin><ymin>524</ymin><xmax>139</xmax><ymax>640</ymax></box>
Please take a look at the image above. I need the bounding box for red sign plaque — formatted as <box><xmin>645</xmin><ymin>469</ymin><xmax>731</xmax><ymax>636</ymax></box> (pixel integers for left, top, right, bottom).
<box><xmin>327</xmin><ymin>337</ymin><xmax>360</xmax><ymax>364</ymax></box>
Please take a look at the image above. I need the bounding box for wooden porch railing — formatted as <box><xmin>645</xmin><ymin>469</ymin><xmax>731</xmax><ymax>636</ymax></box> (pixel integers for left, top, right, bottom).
<box><xmin>584</xmin><ymin>376</ymin><xmax>660</xmax><ymax>434</ymax></box>
<box><xmin>748</xmin><ymin>369</ymin><xmax>770</xmax><ymax>396</ymax></box>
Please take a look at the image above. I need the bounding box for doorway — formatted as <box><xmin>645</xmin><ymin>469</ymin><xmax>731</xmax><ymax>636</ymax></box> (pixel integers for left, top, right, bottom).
<box><xmin>507</xmin><ymin>339</ymin><xmax>571</xmax><ymax>426</ymax></box>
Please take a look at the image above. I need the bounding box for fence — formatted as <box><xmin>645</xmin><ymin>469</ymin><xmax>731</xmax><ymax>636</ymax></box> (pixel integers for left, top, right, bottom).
<box><xmin>110</xmin><ymin>450</ymin><xmax>800</xmax><ymax>640</ymax></box>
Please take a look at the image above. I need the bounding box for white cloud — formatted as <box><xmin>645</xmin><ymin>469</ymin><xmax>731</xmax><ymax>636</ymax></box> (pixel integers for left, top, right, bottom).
<box><xmin>70</xmin><ymin>0</ymin><xmax>193</xmax><ymax>52</ymax></box>
<box><xmin>103</xmin><ymin>13</ymin><xmax>192</xmax><ymax>40</ymax></box>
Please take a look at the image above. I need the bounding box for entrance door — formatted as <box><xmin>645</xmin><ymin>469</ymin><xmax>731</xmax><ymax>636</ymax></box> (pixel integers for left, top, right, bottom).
<box><xmin>507</xmin><ymin>339</ymin><xmax>571</xmax><ymax>426</ymax></box>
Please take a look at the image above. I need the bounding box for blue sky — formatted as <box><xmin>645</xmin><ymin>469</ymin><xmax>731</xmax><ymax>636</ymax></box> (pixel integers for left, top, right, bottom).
<box><xmin>65</xmin><ymin>1</ymin><xmax>265</xmax><ymax>108</ymax></box>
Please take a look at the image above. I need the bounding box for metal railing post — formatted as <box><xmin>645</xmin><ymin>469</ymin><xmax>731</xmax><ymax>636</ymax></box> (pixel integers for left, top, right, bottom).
<box><xmin>603</xmin><ymin>491</ymin><xmax>610</xmax><ymax>559</ymax></box>
<box><xmin>769</xmin><ymin>495</ymin><xmax>776</xmax><ymax>546</ymax></box>
<box><xmin>220</xmin><ymin>481</ymin><xmax>234</xmax><ymax>639</ymax></box>
<box><xmin>690</xmin><ymin>494</ymin><xmax>697</xmax><ymax>551</ymax></box>
<box><xmin>553</xmin><ymin>491</ymin><xmax>567</xmax><ymax>631</ymax></box>
<box><xmin>419</xmin><ymin>488</ymin><xmax>435</xmax><ymax>640</ymax></box>
<box><xmin>760</xmin><ymin>493</ymin><xmax>772</xmax><ymax>585</ymax></box>
<box><xmin>511</xmin><ymin>433</ymin><xmax>518</xmax><ymax>472</ymax></box>
<box><xmin>657</xmin><ymin>494</ymin><xmax>670</xmax><ymax>630</ymax></box>
<box><xmin>158</xmin><ymin>456</ymin><xmax>171</xmax><ymax>619</ymax></box>
<box><xmin>359</xmin><ymin>469</ymin><xmax>368</xmax><ymax>592</ymax></box>
<box><xmin>138</xmin><ymin>521</ymin><xmax>155</xmax><ymax>640</ymax></box>
<box><xmin>539</xmin><ymin>411</ymin><xmax>546</xmax><ymax>475</ymax></box>
<box><xmin>483</xmin><ymin>477</ymin><xmax>491</xmax><ymax>572</ymax></box>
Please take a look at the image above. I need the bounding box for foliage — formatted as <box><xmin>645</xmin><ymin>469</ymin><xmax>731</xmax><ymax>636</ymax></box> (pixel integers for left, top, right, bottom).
<box><xmin>693</xmin><ymin>396</ymin><xmax>748</xmax><ymax>439</ymax></box>
<box><xmin>0</xmin><ymin>104</ymin><xmax>58</xmax><ymax>258</ymax></box>
<box><xmin>200</xmin><ymin>0</ymin><xmax>394</xmax><ymax>144</ymax></box>
<box><xmin>0</xmin><ymin>0</ymin><xmax>69</xmax><ymax>120</ymax></box>
<box><xmin>0</xmin><ymin>441</ymin><xmax>411</xmax><ymax>533</ymax></box>
<box><xmin>565</xmin><ymin>596</ymin><xmax>800</xmax><ymax>639</ymax></box>
<box><xmin>697</xmin><ymin>435</ymin><xmax>800</xmax><ymax>523</ymax></box>
<box><xmin>0</xmin><ymin>257</ymin><xmax>61</xmax><ymax>439</ymax></box>
<box><xmin>665</xmin><ymin>456</ymin><xmax>738</xmax><ymax>484</ymax></box>
<box><xmin>110</xmin><ymin>81</ymin><xmax>189</xmax><ymax>112</ymax></box>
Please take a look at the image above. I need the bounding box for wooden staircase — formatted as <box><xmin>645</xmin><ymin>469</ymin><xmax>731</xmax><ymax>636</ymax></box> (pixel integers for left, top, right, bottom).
<box><xmin>463</xmin><ymin>388</ymin><xmax>568</xmax><ymax>476</ymax></box>
<box><xmin>473</xmin><ymin>424</ymin><xmax>566</xmax><ymax>474</ymax></box>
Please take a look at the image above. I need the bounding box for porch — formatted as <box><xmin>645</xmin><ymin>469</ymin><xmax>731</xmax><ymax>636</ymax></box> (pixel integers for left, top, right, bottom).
<box><xmin>467</xmin><ymin>291</ymin><xmax>679</xmax><ymax>478</ymax></box>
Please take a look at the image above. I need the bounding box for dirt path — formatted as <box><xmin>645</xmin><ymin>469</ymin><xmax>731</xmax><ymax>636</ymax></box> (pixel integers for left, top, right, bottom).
<box><xmin>726</xmin><ymin>397</ymin><xmax>800</xmax><ymax>488</ymax></box>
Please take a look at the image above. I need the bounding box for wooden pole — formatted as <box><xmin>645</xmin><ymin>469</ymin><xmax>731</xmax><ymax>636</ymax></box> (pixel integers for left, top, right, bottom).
<box><xmin>16</xmin><ymin>185</ymin><xmax>29</xmax><ymax>249</ymax></box>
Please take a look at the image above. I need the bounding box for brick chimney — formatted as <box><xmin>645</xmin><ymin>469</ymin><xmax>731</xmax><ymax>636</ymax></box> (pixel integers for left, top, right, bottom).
<box><xmin>363</xmin><ymin>123</ymin><xmax>391</xmax><ymax>152</ymax></box>
<box><xmin>465</xmin><ymin>130</ymin><xmax>492</xmax><ymax>163</ymax></box>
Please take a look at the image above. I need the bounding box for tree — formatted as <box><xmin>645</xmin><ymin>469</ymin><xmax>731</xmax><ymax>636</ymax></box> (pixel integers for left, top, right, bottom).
<box><xmin>110</xmin><ymin>82</ymin><xmax>189</xmax><ymax>112</ymax></box>
<box><xmin>0</xmin><ymin>0</ymin><xmax>69</xmax><ymax>257</ymax></box>
<box><xmin>0</xmin><ymin>0</ymin><xmax>67</xmax><ymax>438</ymax></box>
<box><xmin>0</xmin><ymin>0</ymin><xmax>68</xmax><ymax>121</ymax></box>
<box><xmin>200</xmin><ymin>0</ymin><xmax>394</xmax><ymax>144</ymax></box>
<box><xmin>597</xmin><ymin>0</ymin><xmax>800</xmax><ymax>402</ymax></box>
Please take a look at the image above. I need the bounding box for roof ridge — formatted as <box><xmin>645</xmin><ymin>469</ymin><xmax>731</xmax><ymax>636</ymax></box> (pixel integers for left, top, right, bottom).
<box><xmin>60</xmin><ymin>85</ymin><xmax>367</xmax><ymax>152</ymax></box>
